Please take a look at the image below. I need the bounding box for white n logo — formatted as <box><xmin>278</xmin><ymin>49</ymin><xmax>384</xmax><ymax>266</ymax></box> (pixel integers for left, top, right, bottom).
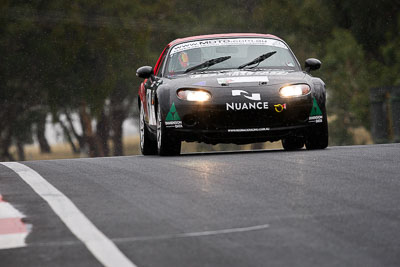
<box><xmin>232</xmin><ymin>90</ymin><xmax>261</xmax><ymax>101</ymax></box>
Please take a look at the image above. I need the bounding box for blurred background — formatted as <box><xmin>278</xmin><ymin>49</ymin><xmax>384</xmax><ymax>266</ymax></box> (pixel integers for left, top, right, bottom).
<box><xmin>1</xmin><ymin>0</ymin><xmax>399</xmax><ymax>161</ymax></box>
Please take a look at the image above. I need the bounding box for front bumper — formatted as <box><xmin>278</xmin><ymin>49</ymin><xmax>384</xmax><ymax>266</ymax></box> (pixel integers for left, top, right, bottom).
<box><xmin>164</xmin><ymin>93</ymin><xmax>314</xmax><ymax>145</ymax></box>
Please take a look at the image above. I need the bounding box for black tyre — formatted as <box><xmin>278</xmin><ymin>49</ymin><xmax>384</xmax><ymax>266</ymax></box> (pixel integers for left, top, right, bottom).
<box><xmin>305</xmin><ymin>106</ymin><xmax>329</xmax><ymax>150</ymax></box>
<box><xmin>139</xmin><ymin>104</ymin><xmax>158</xmax><ymax>155</ymax></box>
<box><xmin>157</xmin><ymin>102</ymin><xmax>181</xmax><ymax>156</ymax></box>
<box><xmin>282</xmin><ymin>136</ymin><xmax>304</xmax><ymax>150</ymax></box>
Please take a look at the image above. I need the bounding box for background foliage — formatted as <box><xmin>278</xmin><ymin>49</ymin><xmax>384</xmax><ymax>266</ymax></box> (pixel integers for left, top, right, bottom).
<box><xmin>1</xmin><ymin>0</ymin><xmax>399</xmax><ymax>160</ymax></box>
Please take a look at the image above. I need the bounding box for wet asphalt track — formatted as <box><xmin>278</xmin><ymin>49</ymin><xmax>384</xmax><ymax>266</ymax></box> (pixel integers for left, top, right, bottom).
<box><xmin>1</xmin><ymin>143</ymin><xmax>400</xmax><ymax>267</ymax></box>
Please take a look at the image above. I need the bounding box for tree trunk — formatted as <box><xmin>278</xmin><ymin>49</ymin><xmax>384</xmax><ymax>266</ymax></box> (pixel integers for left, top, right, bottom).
<box><xmin>16</xmin><ymin>140</ymin><xmax>26</xmax><ymax>161</ymax></box>
<box><xmin>109</xmin><ymin>86</ymin><xmax>136</xmax><ymax>156</ymax></box>
<box><xmin>96</xmin><ymin>109</ymin><xmax>110</xmax><ymax>157</ymax></box>
<box><xmin>111</xmin><ymin>107</ymin><xmax>124</xmax><ymax>156</ymax></box>
<box><xmin>65</xmin><ymin>111</ymin><xmax>85</xmax><ymax>152</ymax></box>
<box><xmin>0</xmin><ymin>128</ymin><xmax>15</xmax><ymax>161</ymax></box>
<box><xmin>79</xmin><ymin>102</ymin><xmax>99</xmax><ymax>157</ymax></box>
<box><xmin>58</xmin><ymin>116</ymin><xmax>79</xmax><ymax>154</ymax></box>
<box><xmin>0</xmin><ymin>107</ymin><xmax>17</xmax><ymax>161</ymax></box>
<box><xmin>36</xmin><ymin>113</ymin><xmax>51</xmax><ymax>153</ymax></box>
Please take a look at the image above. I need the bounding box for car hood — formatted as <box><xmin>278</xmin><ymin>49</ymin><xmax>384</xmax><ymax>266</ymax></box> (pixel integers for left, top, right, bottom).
<box><xmin>164</xmin><ymin>70</ymin><xmax>307</xmax><ymax>88</ymax></box>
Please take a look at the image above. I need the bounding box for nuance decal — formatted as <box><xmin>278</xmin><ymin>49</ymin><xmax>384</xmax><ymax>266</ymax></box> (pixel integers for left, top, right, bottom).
<box><xmin>226</xmin><ymin>90</ymin><xmax>268</xmax><ymax>111</ymax></box>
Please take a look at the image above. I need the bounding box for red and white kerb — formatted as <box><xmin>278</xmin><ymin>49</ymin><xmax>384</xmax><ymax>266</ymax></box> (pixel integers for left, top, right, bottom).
<box><xmin>0</xmin><ymin>195</ymin><xmax>30</xmax><ymax>249</ymax></box>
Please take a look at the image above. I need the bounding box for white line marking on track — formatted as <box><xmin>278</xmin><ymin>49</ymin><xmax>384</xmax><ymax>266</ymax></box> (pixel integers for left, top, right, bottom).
<box><xmin>114</xmin><ymin>223</ymin><xmax>270</xmax><ymax>242</ymax></box>
<box><xmin>1</xmin><ymin>162</ymin><xmax>136</xmax><ymax>267</ymax></box>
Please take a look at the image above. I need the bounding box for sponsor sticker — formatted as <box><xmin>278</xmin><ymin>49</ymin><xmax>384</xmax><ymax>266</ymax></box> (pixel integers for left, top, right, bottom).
<box><xmin>170</xmin><ymin>38</ymin><xmax>288</xmax><ymax>56</ymax></box>
<box><xmin>217</xmin><ymin>76</ymin><xmax>269</xmax><ymax>86</ymax></box>
<box><xmin>165</xmin><ymin>121</ymin><xmax>183</xmax><ymax>128</ymax></box>
<box><xmin>226</xmin><ymin>102</ymin><xmax>268</xmax><ymax>111</ymax></box>
<box><xmin>232</xmin><ymin>90</ymin><xmax>260</xmax><ymax>101</ymax></box>
<box><xmin>192</xmin><ymin>81</ymin><xmax>207</xmax><ymax>86</ymax></box>
<box><xmin>274</xmin><ymin>103</ymin><xmax>287</xmax><ymax>112</ymax></box>
<box><xmin>308</xmin><ymin>98</ymin><xmax>323</xmax><ymax>123</ymax></box>
<box><xmin>226</xmin><ymin>90</ymin><xmax>268</xmax><ymax>111</ymax></box>
<box><xmin>228</xmin><ymin>127</ymin><xmax>270</xmax><ymax>132</ymax></box>
<box><xmin>165</xmin><ymin>103</ymin><xmax>183</xmax><ymax>128</ymax></box>
<box><xmin>190</xmin><ymin>70</ymin><xmax>288</xmax><ymax>79</ymax></box>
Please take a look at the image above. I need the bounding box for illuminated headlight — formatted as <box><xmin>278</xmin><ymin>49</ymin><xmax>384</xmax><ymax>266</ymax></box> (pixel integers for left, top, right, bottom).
<box><xmin>279</xmin><ymin>84</ymin><xmax>311</xmax><ymax>97</ymax></box>
<box><xmin>177</xmin><ymin>89</ymin><xmax>212</xmax><ymax>101</ymax></box>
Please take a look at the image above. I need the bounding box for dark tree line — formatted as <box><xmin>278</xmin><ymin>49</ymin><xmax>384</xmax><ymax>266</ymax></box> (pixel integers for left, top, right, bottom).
<box><xmin>1</xmin><ymin>0</ymin><xmax>399</xmax><ymax>160</ymax></box>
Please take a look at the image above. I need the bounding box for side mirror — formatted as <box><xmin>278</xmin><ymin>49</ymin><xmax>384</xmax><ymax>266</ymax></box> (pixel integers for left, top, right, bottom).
<box><xmin>136</xmin><ymin>66</ymin><xmax>154</xmax><ymax>79</ymax></box>
<box><xmin>305</xmin><ymin>58</ymin><xmax>321</xmax><ymax>73</ymax></box>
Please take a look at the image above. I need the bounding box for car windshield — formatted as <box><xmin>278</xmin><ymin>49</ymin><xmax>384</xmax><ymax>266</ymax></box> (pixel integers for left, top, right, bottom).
<box><xmin>165</xmin><ymin>38</ymin><xmax>299</xmax><ymax>76</ymax></box>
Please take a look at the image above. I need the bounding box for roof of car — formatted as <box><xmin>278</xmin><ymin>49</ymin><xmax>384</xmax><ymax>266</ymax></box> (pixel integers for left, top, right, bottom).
<box><xmin>168</xmin><ymin>33</ymin><xmax>282</xmax><ymax>46</ymax></box>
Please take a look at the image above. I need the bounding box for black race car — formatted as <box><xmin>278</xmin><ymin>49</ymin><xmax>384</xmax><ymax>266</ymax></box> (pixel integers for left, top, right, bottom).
<box><xmin>137</xmin><ymin>33</ymin><xmax>328</xmax><ymax>156</ymax></box>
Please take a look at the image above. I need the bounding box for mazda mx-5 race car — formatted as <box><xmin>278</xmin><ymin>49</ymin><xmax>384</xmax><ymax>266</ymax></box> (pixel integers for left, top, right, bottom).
<box><xmin>137</xmin><ymin>33</ymin><xmax>328</xmax><ymax>156</ymax></box>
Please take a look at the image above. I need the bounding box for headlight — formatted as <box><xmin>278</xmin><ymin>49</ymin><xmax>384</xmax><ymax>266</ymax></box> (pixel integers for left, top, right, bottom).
<box><xmin>279</xmin><ymin>84</ymin><xmax>310</xmax><ymax>97</ymax></box>
<box><xmin>177</xmin><ymin>89</ymin><xmax>212</xmax><ymax>102</ymax></box>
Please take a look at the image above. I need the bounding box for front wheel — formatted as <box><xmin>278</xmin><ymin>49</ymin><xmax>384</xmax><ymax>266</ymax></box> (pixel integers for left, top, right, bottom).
<box><xmin>305</xmin><ymin>106</ymin><xmax>329</xmax><ymax>150</ymax></box>
<box><xmin>157</xmin><ymin>102</ymin><xmax>181</xmax><ymax>156</ymax></box>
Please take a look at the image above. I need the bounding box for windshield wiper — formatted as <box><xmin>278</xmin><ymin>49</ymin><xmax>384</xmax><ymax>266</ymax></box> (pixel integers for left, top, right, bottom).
<box><xmin>184</xmin><ymin>56</ymin><xmax>231</xmax><ymax>73</ymax></box>
<box><xmin>238</xmin><ymin>51</ymin><xmax>277</xmax><ymax>69</ymax></box>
